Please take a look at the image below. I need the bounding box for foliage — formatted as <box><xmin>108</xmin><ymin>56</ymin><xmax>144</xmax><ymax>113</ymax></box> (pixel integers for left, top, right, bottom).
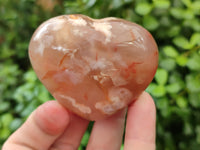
<box><xmin>0</xmin><ymin>0</ymin><xmax>200</xmax><ymax>149</ymax></box>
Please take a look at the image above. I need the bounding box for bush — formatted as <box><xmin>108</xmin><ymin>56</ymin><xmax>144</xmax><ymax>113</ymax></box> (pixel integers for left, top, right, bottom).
<box><xmin>0</xmin><ymin>0</ymin><xmax>200</xmax><ymax>149</ymax></box>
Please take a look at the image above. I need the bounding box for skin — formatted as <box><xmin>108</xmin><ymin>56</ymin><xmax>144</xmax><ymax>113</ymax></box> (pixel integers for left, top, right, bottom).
<box><xmin>2</xmin><ymin>92</ymin><xmax>156</xmax><ymax>150</ymax></box>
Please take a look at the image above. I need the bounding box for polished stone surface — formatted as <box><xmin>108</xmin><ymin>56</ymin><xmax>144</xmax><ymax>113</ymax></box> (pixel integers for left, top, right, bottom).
<box><xmin>29</xmin><ymin>14</ymin><xmax>158</xmax><ymax>120</ymax></box>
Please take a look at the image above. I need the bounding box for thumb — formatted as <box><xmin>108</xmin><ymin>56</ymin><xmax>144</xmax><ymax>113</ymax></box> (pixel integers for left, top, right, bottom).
<box><xmin>3</xmin><ymin>101</ymin><xmax>70</xmax><ymax>150</ymax></box>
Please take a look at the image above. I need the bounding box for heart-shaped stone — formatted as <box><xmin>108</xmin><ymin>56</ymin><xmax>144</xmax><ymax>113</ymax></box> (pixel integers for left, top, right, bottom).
<box><xmin>29</xmin><ymin>14</ymin><xmax>158</xmax><ymax>120</ymax></box>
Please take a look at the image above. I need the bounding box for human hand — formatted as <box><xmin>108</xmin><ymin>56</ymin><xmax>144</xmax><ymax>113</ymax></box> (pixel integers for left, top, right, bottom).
<box><xmin>2</xmin><ymin>92</ymin><xmax>156</xmax><ymax>150</ymax></box>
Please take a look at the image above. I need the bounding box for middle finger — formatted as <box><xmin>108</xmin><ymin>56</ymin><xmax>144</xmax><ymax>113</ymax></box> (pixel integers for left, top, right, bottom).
<box><xmin>86</xmin><ymin>109</ymin><xmax>126</xmax><ymax>150</ymax></box>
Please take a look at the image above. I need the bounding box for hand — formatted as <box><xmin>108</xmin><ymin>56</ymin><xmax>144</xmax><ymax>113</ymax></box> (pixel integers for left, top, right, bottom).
<box><xmin>2</xmin><ymin>92</ymin><xmax>156</xmax><ymax>150</ymax></box>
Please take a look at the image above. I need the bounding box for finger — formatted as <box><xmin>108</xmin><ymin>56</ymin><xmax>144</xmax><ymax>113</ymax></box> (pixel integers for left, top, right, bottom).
<box><xmin>124</xmin><ymin>92</ymin><xmax>156</xmax><ymax>150</ymax></box>
<box><xmin>3</xmin><ymin>101</ymin><xmax>70</xmax><ymax>150</ymax></box>
<box><xmin>86</xmin><ymin>109</ymin><xmax>126</xmax><ymax>150</ymax></box>
<box><xmin>51</xmin><ymin>113</ymin><xmax>89</xmax><ymax>150</ymax></box>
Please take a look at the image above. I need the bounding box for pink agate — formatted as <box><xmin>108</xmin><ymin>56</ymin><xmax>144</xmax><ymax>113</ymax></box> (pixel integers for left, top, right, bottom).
<box><xmin>29</xmin><ymin>14</ymin><xmax>158</xmax><ymax>120</ymax></box>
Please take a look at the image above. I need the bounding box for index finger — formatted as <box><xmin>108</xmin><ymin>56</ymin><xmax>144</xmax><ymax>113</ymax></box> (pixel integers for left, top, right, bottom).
<box><xmin>124</xmin><ymin>92</ymin><xmax>156</xmax><ymax>150</ymax></box>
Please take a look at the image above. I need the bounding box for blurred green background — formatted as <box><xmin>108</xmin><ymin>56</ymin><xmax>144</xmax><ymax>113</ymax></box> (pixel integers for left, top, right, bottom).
<box><xmin>0</xmin><ymin>0</ymin><xmax>200</xmax><ymax>149</ymax></box>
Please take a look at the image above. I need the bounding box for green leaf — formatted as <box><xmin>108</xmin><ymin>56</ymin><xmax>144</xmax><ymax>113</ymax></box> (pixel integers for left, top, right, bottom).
<box><xmin>156</xmin><ymin>98</ymin><xmax>169</xmax><ymax>109</ymax></box>
<box><xmin>153</xmin><ymin>0</ymin><xmax>170</xmax><ymax>9</ymax></box>
<box><xmin>14</xmin><ymin>104</ymin><xmax>25</xmax><ymax>114</ymax></box>
<box><xmin>151</xmin><ymin>85</ymin><xmax>166</xmax><ymax>97</ymax></box>
<box><xmin>186</xmin><ymin>74</ymin><xmax>200</xmax><ymax>93</ymax></box>
<box><xmin>21</xmin><ymin>101</ymin><xmax>38</xmax><ymax>117</ymax></box>
<box><xmin>189</xmin><ymin>93</ymin><xmax>200</xmax><ymax>108</ymax></box>
<box><xmin>168</xmin><ymin>72</ymin><xmax>185</xmax><ymax>87</ymax></box>
<box><xmin>163</xmin><ymin>46</ymin><xmax>179</xmax><ymax>58</ymax></box>
<box><xmin>170</xmin><ymin>8</ymin><xmax>184</xmax><ymax>19</ymax></box>
<box><xmin>160</xmin><ymin>58</ymin><xmax>176</xmax><ymax>71</ymax></box>
<box><xmin>183</xmin><ymin>9</ymin><xmax>194</xmax><ymax>20</ymax></box>
<box><xmin>34</xmin><ymin>84</ymin><xmax>50</xmax><ymax>103</ymax></box>
<box><xmin>156</xmin><ymin>98</ymin><xmax>171</xmax><ymax>117</ymax></box>
<box><xmin>81</xmin><ymin>131</ymin><xmax>90</xmax><ymax>145</ymax></box>
<box><xmin>14</xmin><ymin>83</ymin><xmax>35</xmax><ymax>102</ymax></box>
<box><xmin>187</xmin><ymin>53</ymin><xmax>200</xmax><ymax>70</ymax></box>
<box><xmin>155</xmin><ymin>68</ymin><xmax>168</xmax><ymax>85</ymax></box>
<box><xmin>176</xmin><ymin>55</ymin><xmax>188</xmax><ymax>66</ymax></box>
<box><xmin>85</xmin><ymin>0</ymin><xmax>97</xmax><ymax>9</ymax></box>
<box><xmin>196</xmin><ymin>126</ymin><xmax>200</xmax><ymax>144</ymax></box>
<box><xmin>167</xmin><ymin>25</ymin><xmax>181</xmax><ymax>37</ymax></box>
<box><xmin>181</xmin><ymin>0</ymin><xmax>192</xmax><ymax>7</ymax></box>
<box><xmin>143</xmin><ymin>15</ymin><xmax>159</xmax><ymax>31</ymax></box>
<box><xmin>110</xmin><ymin>0</ymin><xmax>123</xmax><ymax>9</ymax></box>
<box><xmin>24</xmin><ymin>69</ymin><xmax>37</xmax><ymax>83</ymax></box>
<box><xmin>1</xmin><ymin>113</ymin><xmax>13</xmax><ymax>127</ymax></box>
<box><xmin>78</xmin><ymin>146</ymin><xmax>83</xmax><ymax>150</ymax></box>
<box><xmin>0</xmin><ymin>128</ymin><xmax>11</xmax><ymax>140</ymax></box>
<box><xmin>176</xmin><ymin>96</ymin><xmax>188</xmax><ymax>108</ymax></box>
<box><xmin>190</xmin><ymin>33</ymin><xmax>200</xmax><ymax>46</ymax></box>
<box><xmin>183</xmin><ymin>18</ymin><xmax>200</xmax><ymax>32</ymax></box>
<box><xmin>191</xmin><ymin>1</ymin><xmax>200</xmax><ymax>12</ymax></box>
<box><xmin>184</xmin><ymin>122</ymin><xmax>193</xmax><ymax>135</ymax></box>
<box><xmin>173</xmin><ymin>36</ymin><xmax>192</xmax><ymax>49</ymax></box>
<box><xmin>166</xmin><ymin>82</ymin><xmax>183</xmax><ymax>94</ymax></box>
<box><xmin>135</xmin><ymin>2</ymin><xmax>153</xmax><ymax>16</ymax></box>
<box><xmin>9</xmin><ymin>118</ymin><xmax>23</xmax><ymax>131</ymax></box>
<box><xmin>0</xmin><ymin>102</ymin><xmax>10</xmax><ymax>112</ymax></box>
<box><xmin>146</xmin><ymin>83</ymin><xmax>157</xmax><ymax>94</ymax></box>
<box><xmin>120</xmin><ymin>144</ymin><xmax>124</xmax><ymax>150</ymax></box>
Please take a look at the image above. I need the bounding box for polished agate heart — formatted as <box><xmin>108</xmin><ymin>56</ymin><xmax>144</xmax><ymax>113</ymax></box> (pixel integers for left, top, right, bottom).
<box><xmin>29</xmin><ymin>14</ymin><xmax>158</xmax><ymax>120</ymax></box>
